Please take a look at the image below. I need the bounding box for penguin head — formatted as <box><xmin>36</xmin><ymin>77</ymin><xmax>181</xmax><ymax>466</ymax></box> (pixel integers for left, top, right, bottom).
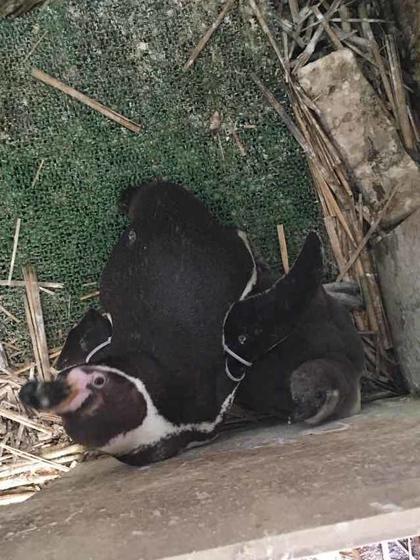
<box><xmin>19</xmin><ymin>364</ymin><xmax>147</xmax><ymax>450</ymax></box>
<box><xmin>56</xmin><ymin>309</ymin><xmax>112</xmax><ymax>370</ymax></box>
<box><xmin>223</xmin><ymin>232</ymin><xmax>323</xmax><ymax>365</ymax></box>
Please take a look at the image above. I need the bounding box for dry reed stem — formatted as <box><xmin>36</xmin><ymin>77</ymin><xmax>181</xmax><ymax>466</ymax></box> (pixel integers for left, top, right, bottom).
<box><xmin>183</xmin><ymin>0</ymin><xmax>236</xmax><ymax>71</ymax></box>
<box><xmin>252</xmin><ymin>74</ymin><xmax>308</xmax><ymax>150</ymax></box>
<box><xmin>312</xmin><ymin>5</ymin><xmax>343</xmax><ymax>50</ymax></box>
<box><xmin>32</xmin><ymin>68</ymin><xmax>142</xmax><ymax>134</ymax></box>
<box><xmin>0</xmin><ymin>302</ymin><xmax>20</xmax><ymax>324</ymax></box>
<box><xmin>249</xmin><ymin>0</ymin><xmax>288</xmax><ymax>75</ymax></box>
<box><xmin>0</xmin><ymin>407</ymin><xmax>53</xmax><ymax>435</ymax></box>
<box><xmin>7</xmin><ymin>218</ymin><xmax>21</xmax><ymax>284</ymax></box>
<box><xmin>385</xmin><ymin>34</ymin><xmax>416</xmax><ymax>150</ymax></box>
<box><xmin>0</xmin><ymin>280</ymin><xmax>63</xmax><ymax>289</ymax></box>
<box><xmin>337</xmin><ymin>184</ymin><xmax>399</xmax><ymax>280</ymax></box>
<box><xmin>276</xmin><ymin>225</ymin><xmax>289</xmax><ymax>273</ymax></box>
<box><xmin>288</xmin><ymin>0</ymin><xmax>299</xmax><ymax>22</ymax></box>
<box><xmin>80</xmin><ymin>290</ymin><xmax>100</xmax><ymax>302</ymax></box>
<box><xmin>0</xmin><ymin>443</ymin><xmax>70</xmax><ymax>473</ymax></box>
<box><xmin>30</xmin><ymin>159</ymin><xmax>45</xmax><ymax>189</ymax></box>
<box><xmin>324</xmin><ymin>216</ymin><xmax>346</xmax><ymax>275</ymax></box>
<box><xmin>0</xmin><ymin>473</ymin><xmax>59</xmax><ymax>492</ymax></box>
<box><xmin>24</xmin><ymin>30</ymin><xmax>48</xmax><ymax>62</ymax></box>
<box><xmin>0</xmin><ymin>453</ymin><xmax>83</xmax><ymax>479</ymax></box>
<box><xmin>230</xmin><ymin>129</ymin><xmax>247</xmax><ymax>156</ymax></box>
<box><xmin>0</xmin><ymin>491</ymin><xmax>36</xmax><ymax>506</ymax></box>
<box><xmin>338</xmin><ymin>5</ymin><xmax>351</xmax><ymax>33</ymax></box>
<box><xmin>23</xmin><ymin>265</ymin><xmax>51</xmax><ymax>381</ymax></box>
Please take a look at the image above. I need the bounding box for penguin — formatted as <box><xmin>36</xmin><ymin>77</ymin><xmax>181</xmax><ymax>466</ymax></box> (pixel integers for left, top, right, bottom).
<box><xmin>20</xmin><ymin>182</ymin><xmax>365</xmax><ymax>466</ymax></box>
<box><xmin>55</xmin><ymin>308</ymin><xmax>112</xmax><ymax>370</ymax></box>
<box><xmin>20</xmin><ymin>181</ymin><xmax>261</xmax><ymax>466</ymax></box>
<box><xmin>224</xmin><ymin>234</ymin><xmax>365</xmax><ymax>425</ymax></box>
<box><xmin>223</xmin><ymin>232</ymin><xmax>323</xmax><ymax>372</ymax></box>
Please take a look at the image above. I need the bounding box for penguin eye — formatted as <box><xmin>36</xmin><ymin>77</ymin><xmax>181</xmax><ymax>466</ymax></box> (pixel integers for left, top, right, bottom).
<box><xmin>238</xmin><ymin>334</ymin><xmax>247</xmax><ymax>345</ymax></box>
<box><xmin>92</xmin><ymin>374</ymin><xmax>106</xmax><ymax>388</ymax></box>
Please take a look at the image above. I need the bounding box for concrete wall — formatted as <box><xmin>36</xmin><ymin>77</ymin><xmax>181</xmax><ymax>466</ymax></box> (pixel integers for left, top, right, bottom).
<box><xmin>375</xmin><ymin>211</ymin><xmax>420</xmax><ymax>393</ymax></box>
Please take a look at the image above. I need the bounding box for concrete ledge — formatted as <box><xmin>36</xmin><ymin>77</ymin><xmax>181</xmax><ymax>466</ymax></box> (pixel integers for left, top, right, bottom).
<box><xmin>170</xmin><ymin>509</ymin><xmax>420</xmax><ymax>560</ymax></box>
<box><xmin>1</xmin><ymin>398</ymin><xmax>420</xmax><ymax>560</ymax></box>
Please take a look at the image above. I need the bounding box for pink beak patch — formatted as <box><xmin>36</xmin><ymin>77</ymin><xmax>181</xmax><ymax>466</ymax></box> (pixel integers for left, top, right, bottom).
<box><xmin>53</xmin><ymin>367</ymin><xmax>92</xmax><ymax>414</ymax></box>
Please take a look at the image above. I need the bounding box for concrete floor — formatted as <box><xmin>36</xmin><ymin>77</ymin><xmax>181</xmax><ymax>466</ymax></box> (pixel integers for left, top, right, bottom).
<box><xmin>1</xmin><ymin>398</ymin><xmax>420</xmax><ymax>560</ymax></box>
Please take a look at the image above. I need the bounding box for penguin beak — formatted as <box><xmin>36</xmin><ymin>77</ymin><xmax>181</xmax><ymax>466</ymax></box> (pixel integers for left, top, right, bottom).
<box><xmin>19</xmin><ymin>377</ymin><xmax>72</xmax><ymax>412</ymax></box>
<box><xmin>19</xmin><ymin>368</ymin><xmax>91</xmax><ymax>414</ymax></box>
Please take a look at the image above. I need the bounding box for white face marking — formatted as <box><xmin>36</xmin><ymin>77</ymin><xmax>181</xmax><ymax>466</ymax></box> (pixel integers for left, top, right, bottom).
<box><xmin>220</xmin><ymin>230</ymin><xmax>258</xmax><ymax>378</ymax></box>
<box><xmin>95</xmin><ymin>365</ymin><xmax>238</xmax><ymax>456</ymax></box>
<box><xmin>85</xmin><ymin>337</ymin><xmax>112</xmax><ymax>363</ymax></box>
<box><xmin>55</xmin><ymin>367</ymin><xmax>93</xmax><ymax>413</ymax></box>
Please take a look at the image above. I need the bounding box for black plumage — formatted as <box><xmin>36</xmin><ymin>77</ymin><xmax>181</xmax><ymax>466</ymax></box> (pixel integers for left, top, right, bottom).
<box><xmin>230</xmin><ymin>235</ymin><xmax>365</xmax><ymax>424</ymax></box>
<box><xmin>20</xmin><ymin>181</ymin><xmax>257</xmax><ymax>465</ymax></box>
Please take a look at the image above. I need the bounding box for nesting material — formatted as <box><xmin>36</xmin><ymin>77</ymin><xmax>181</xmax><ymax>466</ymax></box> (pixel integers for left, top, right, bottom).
<box><xmin>276</xmin><ymin>224</ymin><xmax>289</xmax><ymax>273</ymax></box>
<box><xmin>23</xmin><ymin>265</ymin><xmax>51</xmax><ymax>382</ymax></box>
<box><xmin>32</xmin><ymin>68</ymin><xmax>142</xmax><ymax>134</ymax></box>
<box><xmin>183</xmin><ymin>0</ymin><xmax>237</xmax><ymax>71</ymax></box>
<box><xmin>248</xmin><ymin>0</ymin><xmax>417</xmax><ymax>388</ymax></box>
<box><xmin>0</xmin><ymin>260</ymin><xmax>84</xmax><ymax>505</ymax></box>
<box><xmin>7</xmin><ymin>218</ymin><xmax>21</xmax><ymax>284</ymax></box>
<box><xmin>297</xmin><ymin>49</ymin><xmax>420</xmax><ymax>229</ymax></box>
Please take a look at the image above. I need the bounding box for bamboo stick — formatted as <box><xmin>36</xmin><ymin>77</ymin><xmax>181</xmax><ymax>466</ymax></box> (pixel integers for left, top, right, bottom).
<box><xmin>32</xmin><ymin>68</ymin><xmax>142</xmax><ymax>134</ymax></box>
<box><xmin>0</xmin><ymin>280</ymin><xmax>63</xmax><ymax>289</ymax></box>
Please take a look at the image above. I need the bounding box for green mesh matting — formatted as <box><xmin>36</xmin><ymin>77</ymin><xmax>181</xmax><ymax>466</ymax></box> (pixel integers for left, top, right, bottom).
<box><xmin>0</xmin><ymin>0</ymin><xmax>323</xmax><ymax>359</ymax></box>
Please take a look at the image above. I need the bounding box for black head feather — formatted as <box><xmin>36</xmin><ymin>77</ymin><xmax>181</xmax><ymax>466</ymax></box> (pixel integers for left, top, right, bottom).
<box><xmin>223</xmin><ymin>232</ymin><xmax>323</xmax><ymax>364</ymax></box>
<box><xmin>56</xmin><ymin>309</ymin><xmax>112</xmax><ymax>370</ymax></box>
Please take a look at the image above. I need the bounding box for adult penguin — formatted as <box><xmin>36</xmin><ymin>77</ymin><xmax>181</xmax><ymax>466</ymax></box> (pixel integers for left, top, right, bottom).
<box><xmin>224</xmin><ymin>234</ymin><xmax>365</xmax><ymax>425</ymax></box>
<box><xmin>20</xmin><ymin>181</ymin><xmax>318</xmax><ymax>465</ymax></box>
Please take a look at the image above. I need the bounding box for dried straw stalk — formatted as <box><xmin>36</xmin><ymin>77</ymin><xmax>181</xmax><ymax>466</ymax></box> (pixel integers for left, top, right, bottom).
<box><xmin>251</xmin><ymin>0</ymin><xmax>396</xmax><ymax>379</ymax></box>
<box><xmin>23</xmin><ymin>265</ymin><xmax>51</xmax><ymax>381</ymax></box>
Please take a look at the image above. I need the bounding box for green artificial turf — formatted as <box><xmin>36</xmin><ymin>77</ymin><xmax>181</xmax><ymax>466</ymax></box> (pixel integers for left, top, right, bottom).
<box><xmin>0</xmin><ymin>0</ymin><xmax>323</xmax><ymax>359</ymax></box>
